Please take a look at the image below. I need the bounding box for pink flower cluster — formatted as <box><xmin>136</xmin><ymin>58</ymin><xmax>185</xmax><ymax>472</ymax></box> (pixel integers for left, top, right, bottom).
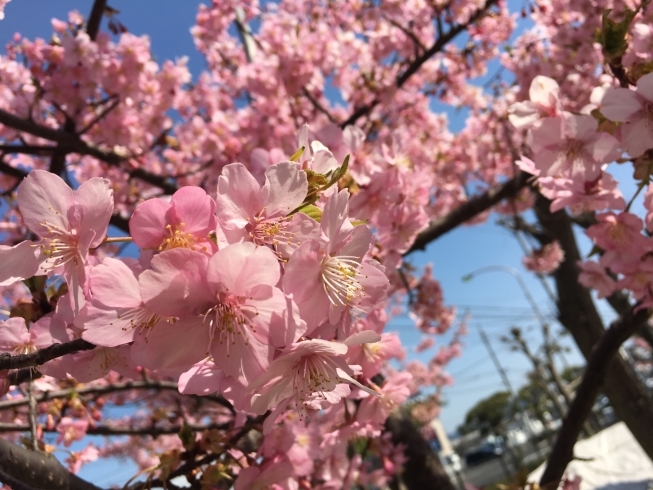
<box><xmin>509</xmin><ymin>71</ymin><xmax>653</xmax><ymax>306</ymax></box>
<box><xmin>0</xmin><ymin>139</ymin><xmax>405</xmax><ymax>433</ymax></box>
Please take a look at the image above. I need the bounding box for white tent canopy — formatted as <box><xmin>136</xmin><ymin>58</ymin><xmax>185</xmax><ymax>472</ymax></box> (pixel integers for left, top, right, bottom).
<box><xmin>529</xmin><ymin>423</ymin><xmax>653</xmax><ymax>490</ymax></box>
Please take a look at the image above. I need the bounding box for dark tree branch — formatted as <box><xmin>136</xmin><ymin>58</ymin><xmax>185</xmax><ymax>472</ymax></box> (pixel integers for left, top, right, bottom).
<box><xmin>86</xmin><ymin>0</ymin><xmax>108</xmax><ymax>41</ymax></box>
<box><xmin>7</xmin><ymin>368</ymin><xmax>41</xmax><ymax>386</ymax></box>
<box><xmin>0</xmin><ymin>157</ymin><xmax>28</xmax><ymax>180</ymax></box>
<box><xmin>0</xmin><ymin>422</ymin><xmax>230</xmax><ymax>436</ymax></box>
<box><xmin>109</xmin><ymin>213</ymin><xmax>131</xmax><ymax>233</ymax></box>
<box><xmin>0</xmin><ymin>437</ymin><xmax>104</xmax><ymax>490</ymax></box>
<box><xmin>0</xmin><ymin>145</ymin><xmax>59</xmax><ymax>156</ymax></box>
<box><xmin>539</xmin><ymin>304</ymin><xmax>650</xmax><ymax>487</ymax></box>
<box><xmin>302</xmin><ymin>88</ymin><xmax>337</xmax><ymax>124</ymax></box>
<box><xmin>405</xmin><ymin>171</ymin><xmax>530</xmax><ymax>254</ymax></box>
<box><xmin>0</xmin><ymin>339</ymin><xmax>95</xmax><ymax>371</ymax></box>
<box><xmin>0</xmin><ymin>379</ymin><xmax>235</xmax><ymax>414</ymax></box>
<box><xmin>0</xmin><ymin>109</ymin><xmax>179</xmax><ymax>194</ymax></box>
<box><xmin>533</xmin><ymin>192</ymin><xmax>653</xmax><ymax>462</ymax></box>
<box><xmin>340</xmin><ymin>0</ymin><xmax>498</xmax><ymax>129</ymax></box>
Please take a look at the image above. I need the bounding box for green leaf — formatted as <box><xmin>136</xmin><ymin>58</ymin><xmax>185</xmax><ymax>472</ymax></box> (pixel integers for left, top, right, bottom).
<box><xmin>598</xmin><ymin>8</ymin><xmax>635</xmax><ymax>62</ymax></box>
<box><xmin>301</xmin><ymin>205</ymin><xmax>323</xmax><ymax>222</ymax></box>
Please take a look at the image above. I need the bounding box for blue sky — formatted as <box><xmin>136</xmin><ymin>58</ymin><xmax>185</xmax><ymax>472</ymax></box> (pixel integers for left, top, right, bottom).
<box><xmin>0</xmin><ymin>1</ymin><xmax>634</xmax><ymax>485</ymax></box>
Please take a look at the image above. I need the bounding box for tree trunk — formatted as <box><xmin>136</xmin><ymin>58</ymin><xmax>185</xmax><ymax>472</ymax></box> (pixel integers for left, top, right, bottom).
<box><xmin>534</xmin><ymin>194</ymin><xmax>653</xmax><ymax>460</ymax></box>
<box><xmin>385</xmin><ymin>410</ymin><xmax>457</xmax><ymax>490</ymax></box>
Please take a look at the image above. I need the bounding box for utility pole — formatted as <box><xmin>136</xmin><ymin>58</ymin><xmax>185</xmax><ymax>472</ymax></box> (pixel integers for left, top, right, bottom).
<box><xmin>476</xmin><ymin>325</ymin><xmax>522</xmax><ymax>474</ymax></box>
<box><xmin>478</xmin><ymin>325</ymin><xmax>513</xmax><ymax>394</ymax></box>
<box><xmin>477</xmin><ymin>325</ymin><xmax>541</xmax><ymax>465</ymax></box>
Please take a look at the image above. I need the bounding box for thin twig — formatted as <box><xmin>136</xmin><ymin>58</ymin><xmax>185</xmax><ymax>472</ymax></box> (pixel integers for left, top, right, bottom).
<box><xmin>102</xmin><ymin>236</ymin><xmax>133</xmax><ymax>244</ymax></box>
<box><xmin>0</xmin><ymin>379</ymin><xmax>235</xmax><ymax>414</ymax></box>
<box><xmin>28</xmin><ymin>377</ymin><xmax>38</xmax><ymax>451</ymax></box>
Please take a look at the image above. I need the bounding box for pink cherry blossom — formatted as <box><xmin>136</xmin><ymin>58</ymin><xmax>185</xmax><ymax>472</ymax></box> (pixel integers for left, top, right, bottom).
<box><xmin>602</xmin><ymin>72</ymin><xmax>653</xmax><ymax>157</ymax></box>
<box><xmin>129</xmin><ymin>186</ymin><xmax>217</xmax><ymax>253</ymax></box>
<box><xmin>283</xmin><ymin>189</ymin><xmax>389</xmax><ymax>330</ymax></box>
<box><xmin>138</xmin><ymin>243</ymin><xmax>303</xmax><ymax>381</ymax></box>
<box><xmin>509</xmin><ymin>76</ymin><xmax>563</xmax><ymax>129</ymax></box>
<box><xmin>523</xmin><ymin>241</ymin><xmax>565</xmax><ymax>274</ymax></box>
<box><xmin>65</xmin><ymin>445</ymin><xmax>99</xmax><ymax>474</ymax></box>
<box><xmin>216</xmin><ymin>161</ymin><xmax>319</xmax><ymax>256</ymax></box>
<box><xmin>79</xmin><ymin>257</ymin><xmax>163</xmax><ymax>347</ymax></box>
<box><xmin>248</xmin><ymin>331</ymin><xmax>381</xmax><ymax>419</ymax></box>
<box><xmin>356</xmin><ymin>372</ymin><xmax>412</xmax><ymax>426</ymax></box>
<box><xmin>585</xmin><ymin>212</ymin><xmax>649</xmax><ymax>254</ymax></box>
<box><xmin>10</xmin><ymin>170</ymin><xmax>114</xmax><ymax>313</ymax></box>
<box><xmin>57</xmin><ymin>417</ymin><xmax>89</xmax><ymax>447</ymax></box>
<box><xmin>528</xmin><ymin>114</ymin><xmax>620</xmax><ymax>181</ymax></box>
<box><xmin>538</xmin><ymin>173</ymin><xmax>625</xmax><ymax>214</ymax></box>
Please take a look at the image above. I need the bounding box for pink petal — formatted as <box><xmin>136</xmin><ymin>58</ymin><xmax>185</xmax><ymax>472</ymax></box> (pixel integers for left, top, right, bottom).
<box><xmin>0</xmin><ymin>317</ymin><xmax>29</xmax><ymax>351</ymax></box>
<box><xmin>601</xmin><ymin>88</ymin><xmax>642</xmax><ymax>122</ymax></box>
<box><xmin>339</xmin><ymin>225</ymin><xmax>372</xmax><ymax>259</ymax></box>
<box><xmin>169</xmin><ymin>186</ymin><xmax>217</xmax><ymax>236</ymax></box>
<box><xmin>72</xmin><ymin>177</ymin><xmax>114</xmax><ymax>248</ymax></box>
<box><xmin>262</xmin><ymin>161</ymin><xmax>307</xmax><ymax>217</ymax></box>
<box><xmin>140</xmin><ymin>249</ymin><xmax>214</xmax><ymax>317</ymax></box>
<box><xmin>16</xmin><ymin>170</ymin><xmax>74</xmax><ymax>236</ymax></box>
<box><xmin>322</xmin><ymin>189</ymin><xmax>352</xmax><ymax>248</ymax></box>
<box><xmin>178</xmin><ymin>360</ymin><xmax>224</xmax><ymax>395</ymax></box>
<box><xmin>31</xmin><ymin>315</ymin><xmax>71</xmax><ymax>348</ymax></box>
<box><xmin>78</xmin><ymin>305</ymin><xmax>140</xmax><ymax>347</ymax></box>
<box><xmin>207</xmin><ymin>242</ymin><xmax>280</xmax><ymax>294</ymax></box>
<box><xmin>343</xmin><ymin>330</ymin><xmax>381</xmax><ymax>346</ymax></box>
<box><xmin>529</xmin><ymin>76</ymin><xmax>559</xmax><ymax>107</ymax></box>
<box><xmin>211</xmin><ymin>328</ymin><xmax>272</xmax><ymax>383</ymax></box>
<box><xmin>129</xmin><ymin>198</ymin><xmax>172</xmax><ymax>249</ymax></box>
<box><xmin>565</xmin><ymin>114</ymin><xmax>597</xmax><ymax>142</ymax></box>
<box><xmin>636</xmin><ymin>72</ymin><xmax>653</xmax><ymax>102</ymax></box>
<box><xmin>0</xmin><ymin>241</ymin><xmax>42</xmax><ymax>286</ymax></box>
<box><xmin>89</xmin><ymin>257</ymin><xmax>141</xmax><ymax>308</ymax></box>
<box><xmin>623</xmin><ymin>119</ymin><xmax>653</xmax><ymax>157</ymax></box>
<box><xmin>132</xmin><ymin>317</ymin><xmax>209</xmax><ymax>375</ymax></box>
<box><xmin>216</xmin><ymin>162</ymin><xmax>262</xmax><ymax>229</ymax></box>
<box><xmin>310</xmin><ymin>141</ymin><xmax>339</xmax><ymax>174</ymax></box>
<box><xmin>588</xmin><ymin>132</ymin><xmax>620</xmax><ymax>165</ymax></box>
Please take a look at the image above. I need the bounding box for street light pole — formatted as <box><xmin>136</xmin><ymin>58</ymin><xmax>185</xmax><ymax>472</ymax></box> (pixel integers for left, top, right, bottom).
<box><xmin>462</xmin><ymin>265</ymin><xmax>548</xmax><ymax>327</ymax></box>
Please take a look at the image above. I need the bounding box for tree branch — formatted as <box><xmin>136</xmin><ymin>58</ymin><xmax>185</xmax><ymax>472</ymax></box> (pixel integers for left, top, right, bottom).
<box><xmin>385</xmin><ymin>410</ymin><xmax>456</xmax><ymax>490</ymax></box>
<box><xmin>0</xmin><ymin>157</ymin><xmax>28</xmax><ymax>180</ymax></box>
<box><xmin>0</xmin><ymin>339</ymin><xmax>95</xmax><ymax>371</ymax></box>
<box><xmin>0</xmin><ymin>379</ymin><xmax>235</xmax><ymax>414</ymax></box>
<box><xmin>533</xmin><ymin>192</ymin><xmax>653</xmax><ymax>462</ymax></box>
<box><xmin>539</xmin><ymin>304</ymin><xmax>650</xmax><ymax>487</ymax></box>
<box><xmin>405</xmin><ymin>171</ymin><xmax>530</xmax><ymax>254</ymax></box>
<box><xmin>0</xmin><ymin>109</ymin><xmax>179</xmax><ymax>194</ymax></box>
<box><xmin>86</xmin><ymin>0</ymin><xmax>108</xmax><ymax>41</ymax></box>
<box><xmin>0</xmin><ymin>422</ymin><xmax>230</xmax><ymax>436</ymax></box>
<box><xmin>340</xmin><ymin>0</ymin><xmax>498</xmax><ymax>128</ymax></box>
<box><xmin>0</xmin><ymin>437</ymin><xmax>103</xmax><ymax>490</ymax></box>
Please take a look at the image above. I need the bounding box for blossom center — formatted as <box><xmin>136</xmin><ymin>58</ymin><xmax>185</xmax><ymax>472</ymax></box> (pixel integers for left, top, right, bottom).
<box><xmin>37</xmin><ymin>219</ymin><xmax>80</xmax><ymax>271</ymax></box>
<box><xmin>204</xmin><ymin>299</ymin><xmax>257</xmax><ymax>357</ymax></box>
<box><xmin>320</xmin><ymin>255</ymin><xmax>365</xmax><ymax>308</ymax></box>
<box><xmin>159</xmin><ymin>222</ymin><xmax>205</xmax><ymax>252</ymax></box>
<box><xmin>247</xmin><ymin>214</ymin><xmax>295</xmax><ymax>249</ymax></box>
<box><xmin>112</xmin><ymin>307</ymin><xmax>160</xmax><ymax>339</ymax></box>
<box><xmin>12</xmin><ymin>342</ymin><xmax>36</xmax><ymax>356</ymax></box>
<box><xmin>292</xmin><ymin>355</ymin><xmax>341</xmax><ymax>417</ymax></box>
